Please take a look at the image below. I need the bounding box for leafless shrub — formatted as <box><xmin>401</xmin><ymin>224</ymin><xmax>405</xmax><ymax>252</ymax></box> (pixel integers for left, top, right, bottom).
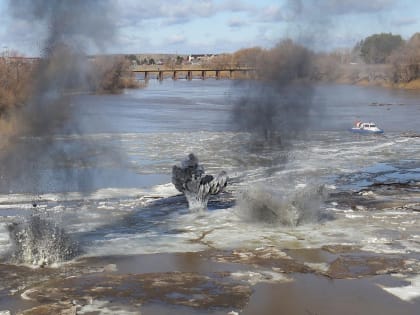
<box><xmin>389</xmin><ymin>33</ymin><xmax>420</xmax><ymax>83</ymax></box>
<box><xmin>0</xmin><ymin>55</ymin><xmax>34</xmax><ymax>117</ymax></box>
<box><xmin>90</xmin><ymin>56</ymin><xmax>139</xmax><ymax>94</ymax></box>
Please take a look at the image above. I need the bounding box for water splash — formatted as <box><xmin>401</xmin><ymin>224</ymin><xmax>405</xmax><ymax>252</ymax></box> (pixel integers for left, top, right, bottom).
<box><xmin>236</xmin><ymin>183</ymin><xmax>327</xmax><ymax>226</ymax></box>
<box><xmin>6</xmin><ymin>211</ymin><xmax>81</xmax><ymax>266</ymax></box>
<box><xmin>172</xmin><ymin>153</ymin><xmax>228</xmax><ymax>211</ymax></box>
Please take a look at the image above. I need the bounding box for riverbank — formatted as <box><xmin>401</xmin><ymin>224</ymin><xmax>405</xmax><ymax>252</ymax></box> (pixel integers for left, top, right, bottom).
<box><xmin>325</xmin><ymin>64</ymin><xmax>420</xmax><ymax>90</ymax></box>
<box><xmin>133</xmin><ymin>63</ymin><xmax>420</xmax><ymax>91</ymax></box>
<box><xmin>1</xmin><ymin>246</ymin><xmax>419</xmax><ymax>315</ymax></box>
<box><xmin>340</xmin><ymin>78</ymin><xmax>420</xmax><ymax>91</ymax></box>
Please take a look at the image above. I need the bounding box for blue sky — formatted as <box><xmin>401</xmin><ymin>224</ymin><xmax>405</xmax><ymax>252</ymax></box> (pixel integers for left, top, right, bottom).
<box><xmin>1</xmin><ymin>0</ymin><xmax>420</xmax><ymax>56</ymax></box>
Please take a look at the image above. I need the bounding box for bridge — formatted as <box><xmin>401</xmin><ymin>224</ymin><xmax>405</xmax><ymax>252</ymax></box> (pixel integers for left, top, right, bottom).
<box><xmin>131</xmin><ymin>65</ymin><xmax>256</xmax><ymax>80</ymax></box>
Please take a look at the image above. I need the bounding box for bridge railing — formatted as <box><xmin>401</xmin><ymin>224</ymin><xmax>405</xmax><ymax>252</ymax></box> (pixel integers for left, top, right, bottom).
<box><xmin>130</xmin><ymin>64</ymin><xmax>255</xmax><ymax>72</ymax></box>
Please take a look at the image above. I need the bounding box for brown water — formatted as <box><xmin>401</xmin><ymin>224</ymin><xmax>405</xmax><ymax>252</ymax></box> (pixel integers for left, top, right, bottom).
<box><xmin>1</xmin><ymin>251</ymin><xmax>419</xmax><ymax>314</ymax></box>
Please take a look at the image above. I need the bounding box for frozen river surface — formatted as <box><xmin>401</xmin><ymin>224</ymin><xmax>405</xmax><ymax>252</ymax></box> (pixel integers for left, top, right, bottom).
<box><xmin>0</xmin><ymin>80</ymin><xmax>419</xmax><ymax>314</ymax></box>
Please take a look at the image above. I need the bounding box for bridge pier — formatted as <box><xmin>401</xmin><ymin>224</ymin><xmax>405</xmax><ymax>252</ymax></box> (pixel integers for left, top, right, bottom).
<box><xmin>135</xmin><ymin>67</ymin><xmax>255</xmax><ymax>81</ymax></box>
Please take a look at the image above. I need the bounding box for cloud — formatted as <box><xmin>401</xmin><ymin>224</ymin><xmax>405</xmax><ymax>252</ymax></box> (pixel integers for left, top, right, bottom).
<box><xmin>160</xmin><ymin>0</ymin><xmax>216</xmax><ymax>23</ymax></box>
<box><xmin>259</xmin><ymin>4</ymin><xmax>283</xmax><ymax>22</ymax></box>
<box><xmin>228</xmin><ymin>17</ymin><xmax>247</xmax><ymax>28</ymax></box>
<box><xmin>316</xmin><ymin>0</ymin><xmax>395</xmax><ymax>15</ymax></box>
<box><xmin>2</xmin><ymin>0</ymin><xmax>415</xmax><ymax>56</ymax></box>
<box><xmin>116</xmin><ymin>0</ymin><xmax>255</xmax><ymax>27</ymax></box>
<box><xmin>278</xmin><ymin>0</ymin><xmax>396</xmax><ymax>23</ymax></box>
<box><xmin>219</xmin><ymin>0</ymin><xmax>253</xmax><ymax>12</ymax></box>
<box><xmin>117</xmin><ymin>0</ymin><xmax>214</xmax><ymax>25</ymax></box>
<box><xmin>0</xmin><ymin>14</ymin><xmax>46</xmax><ymax>55</ymax></box>
<box><xmin>391</xmin><ymin>17</ymin><xmax>418</xmax><ymax>27</ymax></box>
<box><xmin>112</xmin><ymin>32</ymin><xmax>152</xmax><ymax>54</ymax></box>
<box><xmin>167</xmin><ymin>33</ymin><xmax>187</xmax><ymax>45</ymax></box>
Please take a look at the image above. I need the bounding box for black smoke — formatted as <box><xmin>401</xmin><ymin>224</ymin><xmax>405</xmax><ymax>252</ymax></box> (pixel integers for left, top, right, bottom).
<box><xmin>0</xmin><ymin>1</ymin><xmax>117</xmax><ymax>194</ymax></box>
<box><xmin>232</xmin><ymin>39</ymin><xmax>316</xmax><ymax>149</ymax></box>
<box><xmin>231</xmin><ymin>38</ymin><xmax>325</xmax><ymax>224</ymax></box>
<box><xmin>0</xmin><ymin>0</ymin><xmax>121</xmax><ymax>265</ymax></box>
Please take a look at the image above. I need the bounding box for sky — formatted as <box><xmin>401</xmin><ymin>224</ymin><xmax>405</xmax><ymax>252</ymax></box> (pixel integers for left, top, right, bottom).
<box><xmin>1</xmin><ymin>0</ymin><xmax>420</xmax><ymax>56</ymax></box>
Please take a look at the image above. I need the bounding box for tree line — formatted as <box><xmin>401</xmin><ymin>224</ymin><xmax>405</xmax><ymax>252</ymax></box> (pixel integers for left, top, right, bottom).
<box><xmin>206</xmin><ymin>32</ymin><xmax>420</xmax><ymax>85</ymax></box>
<box><xmin>0</xmin><ymin>52</ymin><xmax>139</xmax><ymax>118</ymax></box>
<box><xmin>2</xmin><ymin>31</ymin><xmax>420</xmax><ymax>118</ymax></box>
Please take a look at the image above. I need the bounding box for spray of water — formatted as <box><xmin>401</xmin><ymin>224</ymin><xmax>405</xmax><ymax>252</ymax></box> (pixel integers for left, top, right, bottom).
<box><xmin>1</xmin><ymin>1</ymin><xmax>117</xmax><ymax>264</ymax></box>
<box><xmin>6</xmin><ymin>211</ymin><xmax>81</xmax><ymax>266</ymax></box>
<box><xmin>231</xmin><ymin>7</ymin><xmax>327</xmax><ymax>224</ymax></box>
<box><xmin>236</xmin><ymin>184</ymin><xmax>328</xmax><ymax>226</ymax></box>
<box><xmin>172</xmin><ymin>153</ymin><xmax>228</xmax><ymax>211</ymax></box>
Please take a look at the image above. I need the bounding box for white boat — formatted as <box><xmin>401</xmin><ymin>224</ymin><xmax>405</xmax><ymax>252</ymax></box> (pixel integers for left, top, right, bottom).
<box><xmin>350</xmin><ymin>121</ymin><xmax>384</xmax><ymax>134</ymax></box>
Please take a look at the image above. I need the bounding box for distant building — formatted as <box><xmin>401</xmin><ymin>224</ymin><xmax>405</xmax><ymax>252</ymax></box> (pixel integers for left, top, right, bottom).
<box><xmin>1</xmin><ymin>56</ymin><xmax>40</xmax><ymax>64</ymax></box>
<box><xmin>188</xmin><ymin>54</ymin><xmax>217</xmax><ymax>64</ymax></box>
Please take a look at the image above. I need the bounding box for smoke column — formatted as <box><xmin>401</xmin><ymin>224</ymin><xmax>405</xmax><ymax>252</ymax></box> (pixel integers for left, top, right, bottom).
<box><xmin>231</xmin><ymin>2</ymin><xmax>327</xmax><ymax>225</ymax></box>
<box><xmin>1</xmin><ymin>1</ymin><xmax>118</xmax><ymax>265</ymax></box>
<box><xmin>232</xmin><ymin>38</ymin><xmax>316</xmax><ymax>151</ymax></box>
<box><xmin>232</xmin><ymin>0</ymin><xmax>331</xmax><ymax>146</ymax></box>
<box><xmin>0</xmin><ymin>0</ymin><xmax>116</xmax><ymax>194</ymax></box>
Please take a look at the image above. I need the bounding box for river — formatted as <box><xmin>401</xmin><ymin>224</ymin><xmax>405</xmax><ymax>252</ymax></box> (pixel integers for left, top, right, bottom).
<box><xmin>0</xmin><ymin>80</ymin><xmax>419</xmax><ymax>314</ymax></box>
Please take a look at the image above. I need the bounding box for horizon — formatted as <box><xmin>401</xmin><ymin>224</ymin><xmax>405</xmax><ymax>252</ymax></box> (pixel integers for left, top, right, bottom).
<box><xmin>1</xmin><ymin>0</ymin><xmax>420</xmax><ymax>57</ymax></box>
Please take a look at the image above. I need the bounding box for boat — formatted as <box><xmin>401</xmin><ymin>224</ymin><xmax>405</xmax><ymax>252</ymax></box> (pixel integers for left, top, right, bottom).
<box><xmin>350</xmin><ymin>121</ymin><xmax>384</xmax><ymax>134</ymax></box>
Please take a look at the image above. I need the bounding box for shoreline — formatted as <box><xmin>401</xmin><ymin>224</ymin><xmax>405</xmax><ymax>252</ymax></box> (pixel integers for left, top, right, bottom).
<box><xmin>1</xmin><ymin>247</ymin><xmax>419</xmax><ymax>314</ymax></box>
<box><xmin>337</xmin><ymin>78</ymin><xmax>420</xmax><ymax>91</ymax></box>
